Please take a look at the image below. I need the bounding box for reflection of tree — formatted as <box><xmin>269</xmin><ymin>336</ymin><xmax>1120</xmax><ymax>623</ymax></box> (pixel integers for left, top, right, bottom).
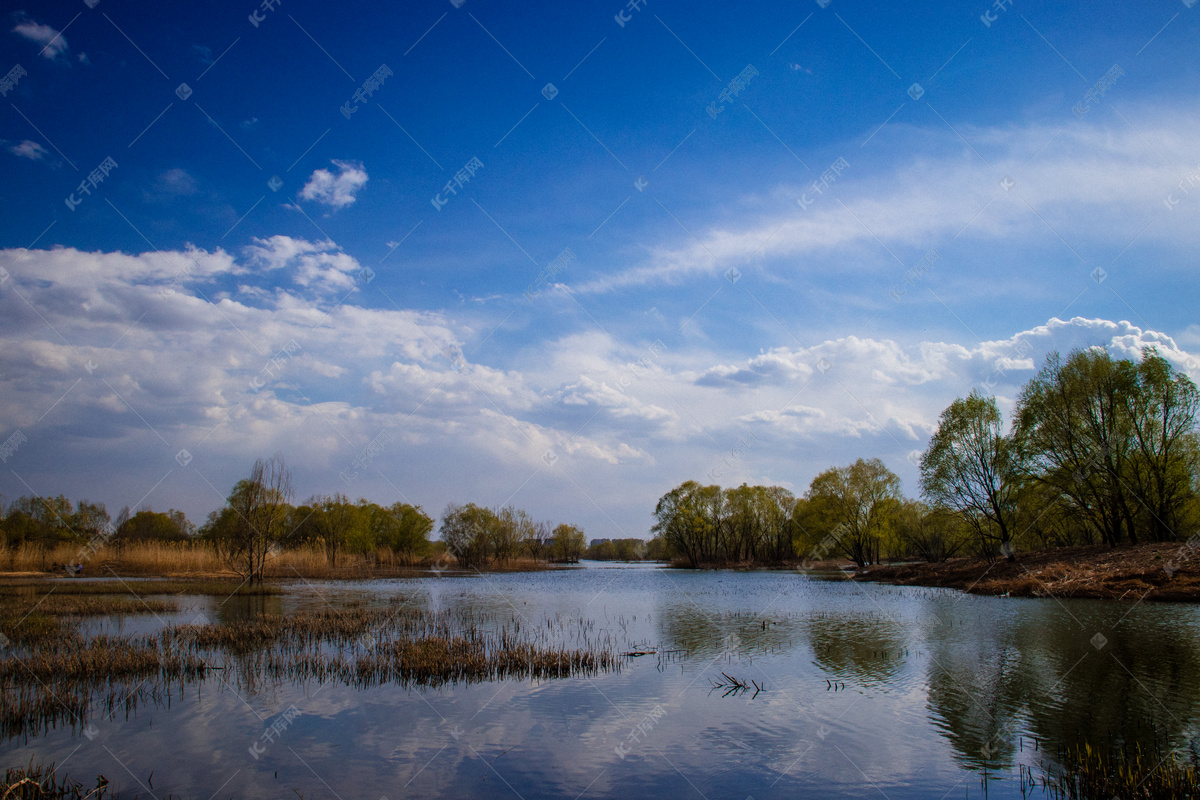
<box><xmin>656</xmin><ymin>604</ymin><xmax>801</xmax><ymax>660</ymax></box>
<box><xmin>925</xmin><ymin>629</ymin><xmax>1022</xmax><ymax>772</ymax></box>
<box><xmin>213</xmin><ymin>594</ymin><xmax>285</xmax><ymax>700</ymax></box>
<box><xmin>923</xmin><ymin>600</ymin><xmax>1200</xmax><ymax>775</ymax></box>
<box><xmin>215</xmin><ymin>594</ymin><xmax>284</xmax><ymax>625</ymax></box>
<box><xmin>805</xmin><ymin>612</ymin><xmax>909</xmax><ymax>687</ymax></box>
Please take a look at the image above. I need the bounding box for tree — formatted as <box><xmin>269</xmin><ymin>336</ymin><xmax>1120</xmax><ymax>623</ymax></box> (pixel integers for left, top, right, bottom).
<box><xmin>920</xmin><ymin>392</ymin><xmax>1023</xmax><ymax>561</ymax></box>
<box><xmin>439</xmin><ymin>503</ymin><xmax>496</xmax><ymax>569</ymax></box>
<box><xmin>1015</xmin><ymin>349</ymin><xmax>1200</xmax><ymax>546</ymax></box>
<box><xmin>1122</xmin><ymin>350</ymin><xmax>1200</xmax><ymax>541</ymax></box>
<box><xmin>550</xmin><ymin>524</ymin><xmax>586</xmax><ymax>563</ymax></box>
<box><xmin>493</xmin><ymin>505</ymin><xmax>532</xmax><ymax>564</ymax></box>
<box><xmin>651</xmin><ymin>481</ymin><xmax>721</xmax><ymax>568</ymax></box>
<box><xmin>117</xmin><ymin>509</ymin><xmax>189</xmax><ymax>543</ymax></box>
<box><xmin>524</xmin><ymin>520</ymin><xmax>553</xmax><ymax>561</ymax></box>
<box><xmin>72</xmin><ymin>501</ymin><xmax>112</xmax><ymax>541</ymax></box>
<box><xmin>894</xmin><ymin>501</ymin><xmax>970</xmax><ymax>563</ymax></box>
<box><xmin>224</xmin><ymin>457</ymin><xmax>293</xmax><ymax>585</ymax></box>
<box><xmin>304</xmin><ymin>493</ymin><xmax>358</xmax><ymax>566</ymax></box>
<box><xmin>371</xmin><ymin>502</ymin><xmax>434</xmax><ymax>563</ymax></box>
<box><xmin>797</xmin><ymin>459</ymin><xmax>903</xmax><ymax>568</ymax></box>
<box><xmin>1016</xmin><ymin>350</ymin><xmax>1140</xmax><ymax>546</ymax></box>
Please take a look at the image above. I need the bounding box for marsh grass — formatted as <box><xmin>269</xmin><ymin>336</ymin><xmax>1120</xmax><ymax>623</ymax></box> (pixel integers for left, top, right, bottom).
<box><xmin>0</xmin><ymin>590</ymin><xmax>178</xmax><ymax>646</ymax></box>
<box><xmin>1030</xmin><ymin>741</ymin><xmax>1200</xmax><ymax>799</ymax></box>
<box><xmin>0</xmin><ymin>759</ymin><xmax>114</xmax><ymax>799</ymax></box>
<box><xmin>1</xmin><ymin>605</ymin><xmax>621</xmax><ymax>741</ymax></box>
<box><xmin>0</xmin><ymin>580</ymin><xmax>280</xmax><ymax>598</ymax></box>
<box><xmin>2</xmin><ymin>542</ymin><xmax>556</xmax><ymax>579</ymax></box>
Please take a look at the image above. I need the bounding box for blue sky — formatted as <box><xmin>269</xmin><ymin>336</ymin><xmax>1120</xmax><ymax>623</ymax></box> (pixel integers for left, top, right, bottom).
<box><xmin>1</xmin><ymin>0</ymin><xmax>1198</xmax><ymax>537</ymax></box>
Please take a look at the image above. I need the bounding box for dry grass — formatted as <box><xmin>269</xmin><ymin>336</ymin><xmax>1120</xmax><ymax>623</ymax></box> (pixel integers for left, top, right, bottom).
<box><xmin>1</xmin><ymin>542</ymin><xmax>556</xmax><ymax>579</ymax></box>
<box><xmin>0</xmin><ymin>580</ymin><xmax>280</xmax><ymax>598</ymax></box>
<box><xmin>1</xmin><ymin>759</ymin><xmax>114</xmax><ymax>799</ymax></box>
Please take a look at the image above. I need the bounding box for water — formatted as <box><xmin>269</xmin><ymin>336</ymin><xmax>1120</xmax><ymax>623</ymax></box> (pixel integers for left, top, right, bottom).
<box><xmin>6</xmin><ymin>562</ymin><xmax>1200</xmax><ymax>798</ymax></box>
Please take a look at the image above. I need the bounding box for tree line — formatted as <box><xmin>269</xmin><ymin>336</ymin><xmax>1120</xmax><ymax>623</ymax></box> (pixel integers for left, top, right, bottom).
<box><xmin>584</xmin><ymin>537</ymin><xmax>671</xmax><ymax>561</ymax></box>
<box><xmin>1</xmin><ymin>456</ymin><xmax>591</xmax><ymax>582</ymax></box>
<box><xmin>1</xmin><ymin>495</ymin><xmax>193</xmax><ymax>552</ymax></box>
<box><xmin>651</xmin><ymin>348</ymin><xmax>1200</xmax><ymax>567</ymax></box>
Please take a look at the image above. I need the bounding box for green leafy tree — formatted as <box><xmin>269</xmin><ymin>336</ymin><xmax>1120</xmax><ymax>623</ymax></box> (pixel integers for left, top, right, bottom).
<box><xmin>894</xmin><ymin>500</ymin><xmax>970</xmax><ymax>563</ymax></box>
<box><xmin>920</xmin><ymin>392</ymin><xmax>1023</xmax><ymax>560</ymax></box>
<box><xmin>439</xmin><ymin>503</ymin><xmax>497</xmax><ymax>569</ymax></box>
<box><xmin>371</xmin><ymin>502</ymin><xmax>434</xmax><ymax>563</ymax></box>
<box><xmin>550</xmin><ymin>523</ymin><xmax>586</xmax><ymax>563</ymax></box>
<box><xmin>117</xmin><ymin>509</ymin><xmax>189</xmax><ymax>542</ymax></box>
<box><xmin>797</xmin><ymin>459</ymin><xmax>903</xmax><ymax>568</ymax></box>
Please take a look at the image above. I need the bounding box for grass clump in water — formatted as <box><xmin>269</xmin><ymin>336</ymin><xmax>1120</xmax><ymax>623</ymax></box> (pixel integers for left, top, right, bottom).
<box><xmin>1037</xmin><ymin>741</ymin><xmax>1200</xmax><ymax>799</ymax></box>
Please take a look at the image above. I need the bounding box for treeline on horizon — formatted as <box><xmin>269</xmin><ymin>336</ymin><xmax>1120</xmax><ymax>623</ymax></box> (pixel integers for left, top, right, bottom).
<box><xmin>0</xmin><ymin>461</ymin><xmax>596</xmax><ymax>580</ymax></box>
<box><xmin>649</xmin><ymin>347</ymin><xmax>1200</xmax><ymax>568</ymax></box>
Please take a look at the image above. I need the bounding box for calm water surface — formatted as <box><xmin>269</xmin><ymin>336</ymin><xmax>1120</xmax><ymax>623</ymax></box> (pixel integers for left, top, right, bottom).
<box><xmin>6</xmin><ymin>562</ymin><xmax>1200</xmax><ymax>799</ymax></box>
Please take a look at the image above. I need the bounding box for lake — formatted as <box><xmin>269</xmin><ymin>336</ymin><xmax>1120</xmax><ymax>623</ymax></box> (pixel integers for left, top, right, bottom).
<box><xmin>5</xmin><ymin>561</ymin><xmax>1200</xmax><ymax>799</ymax></box>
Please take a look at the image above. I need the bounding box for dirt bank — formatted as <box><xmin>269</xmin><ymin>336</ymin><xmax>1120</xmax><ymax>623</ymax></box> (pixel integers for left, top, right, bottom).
<box><xmin>857</xmin><ymin>542</ymin><xmax>1200</xmax><ymax>601</ymax></box>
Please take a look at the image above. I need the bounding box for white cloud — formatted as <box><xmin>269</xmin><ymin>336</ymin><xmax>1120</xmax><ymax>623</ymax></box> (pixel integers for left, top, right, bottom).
<box><xmin>12</xmin><ymin>19</ymin><xmax>67</xmax><ymax>59</ymax></box>
<box><xmin>152</xmin><ymin>168</ymin><xmax>198</xmax><ymax>196</ymax></box>
<box><xmin>244</xmin><ymin>236</ymin><xmax>364</xmax><ymax>293</ymax></box>
<box><xmin>2</xmin><ymin>240</ymin><xmax>1197</xmax><ymax>538</ymax></box>
<box><xmin>299</xmin><ymin>160</ymin><xmax>368</xmax><ymax>208</ymax></box>
<box><xmin>574</xmin><ymin>113</ymin><xmax>1200</xmax><ymax>294</ymax></box>
<box><xmin>9</xmin><ymin>140</ymin><xmax>47</xmax><ymax>161</ymax></box>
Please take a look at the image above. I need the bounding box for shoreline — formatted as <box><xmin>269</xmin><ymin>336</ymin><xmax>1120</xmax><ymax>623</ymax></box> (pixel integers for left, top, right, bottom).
<box><xmin>855</xmin><ymin>541</ymin><xmax>1200</xmax><ymax>602</ymax></box>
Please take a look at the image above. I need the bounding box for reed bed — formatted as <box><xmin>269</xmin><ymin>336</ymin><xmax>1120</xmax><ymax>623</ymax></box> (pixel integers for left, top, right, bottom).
<box><xmin>2</xmin><ymin>542</ymin><xmax>556</xmax><ymax>579</ymax></box>
<box><xmin>1031</xmin><ymin>742</ymin><xmax>1200</xmax><ymax>799</ymax></box>
<box><xmin>0</xmin><ymin>605</ymin><xmax>622</xmax><ymax>741</ymax></box>
<box><xmin>3</xmin><ymin>542</ymin><xmax>222</xmax><ymax>575</ymax></box>
<box><xmin>0</xmin><ymin>580</ymin><xmax>280</xmax><ymax>599</ymax></box>
<box><xmin>0</xmin><ymin>759</ymin><xmax>113</xmax><ymax>799</ymax></box>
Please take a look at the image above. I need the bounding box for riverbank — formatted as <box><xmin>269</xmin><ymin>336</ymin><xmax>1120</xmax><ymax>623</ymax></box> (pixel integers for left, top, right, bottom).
<box><xmin>858</xmin><ymin>542</ymin><xmax>1200</xmax><ymax>601</ymax></box>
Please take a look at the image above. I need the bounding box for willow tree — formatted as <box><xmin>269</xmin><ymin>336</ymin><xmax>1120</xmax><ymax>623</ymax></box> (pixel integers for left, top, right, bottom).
<box><xmin>798</xmin><ymin>458</ymin><xmax>902</xmax><ymax>568</ymax></box>
<box><xmin>920</xmin><ymin>392</ymin><xmax>1022</xmax><ymax>560</ymax></box>
<box><xmin>225</xmin><ymin>457</ymin><xmax>293</xmax><ymax>585</ymax></box>
<box><xmin>1121</xmin><ymin>350</ymin><xmax>1200</xmax><ymax>541</ymax></box>
<box><xmin>1015</xmin><ymin>349</ymin><xmax>1199</xmax><ymax>545</ymax></box>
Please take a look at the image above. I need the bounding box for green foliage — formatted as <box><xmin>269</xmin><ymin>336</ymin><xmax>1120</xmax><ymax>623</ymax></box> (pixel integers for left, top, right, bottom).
<box><xmin>1013</xmin><ymin>348</ymin><xmax>1200</xmax><ymax>546</ymax></box>
<box><xmin>651</xmin><ymin>481</ymin><xmax>797</xmax><ymax>567</ymax></box>
<box><xmin>116</xmin><ymin>509</ymin><xmax>191</xmax><ymax>543</ymax></box>
<box><xmin>795</xmin><ymin>459</ymin><xmax>903</xmax><ymax>568</ymax></box>
<box><xmin>585</xmin><ymin>538</ymin><xmax>646</xmax><ymax>560</ymax></box>
<box><xmin>549</xmin><ymin>524</ymin><xmax>586</xmax><ymax>563</ymax></box>
<box><xmin>920</xmin><ymin>392</ymin><xmax>1023</xmax><ymax>560</ymax></box>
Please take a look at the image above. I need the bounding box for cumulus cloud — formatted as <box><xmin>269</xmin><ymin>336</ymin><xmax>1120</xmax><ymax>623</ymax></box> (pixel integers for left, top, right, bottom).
<box><xmin>12</xmin><ymin>19</ymin><xmax>68</xmax><ymax>59</ymax></box>
<box><xmin>1</xmin><ymin>241</ymin><xmax>1197</xmax><ymax>538</ymax></box>
<box><xmin>244</xmin><ymin>236</ymin><xmax>365</xmax><ymax>293</ymax></box>
<box><xmin>299</xmin><ymin>160</ymin><xmax>368</xmax><ymax>208</ymax></box>
<box><xmin>9</xmin><ymin>140</ymin><xmax>47</xmax><ymax>161</ymax></box>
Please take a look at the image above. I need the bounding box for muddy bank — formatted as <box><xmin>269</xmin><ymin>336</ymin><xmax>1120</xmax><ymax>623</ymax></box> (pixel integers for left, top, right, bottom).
<box><xmin>856</xmin><ymin>542</ymin><xmax>1200</xmax><ymax>601</ymax></box>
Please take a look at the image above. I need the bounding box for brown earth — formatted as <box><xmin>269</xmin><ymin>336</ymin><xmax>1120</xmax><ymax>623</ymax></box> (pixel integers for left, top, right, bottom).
<box><xmin>857</xmin><ymin>541</ymin><xmax>1200</xmax><ymax>601</ymax></box>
